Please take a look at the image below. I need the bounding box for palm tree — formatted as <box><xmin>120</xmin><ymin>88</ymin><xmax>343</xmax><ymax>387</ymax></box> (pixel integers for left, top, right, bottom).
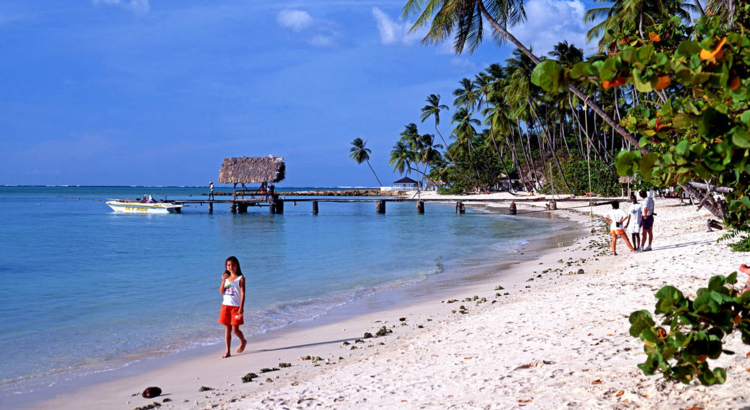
<box><xmin>451</xmin><ymin>107</ymin><xmax>503</xmax><ymax>185</ymax></box>
<box><xmin>399</xmin><ymin>123</ymin><xmax>426</xmax><ymax>189</ymax></box>
<box><xmin>418</xmin><ymin>133</ymin><xmax>444</xmax><ymax>179</ymax></box>
<box><xmin>402</xmin><ymin>0</ymin><xmax>645</xmax><ymax>153</ymax></box>
<box><xmin>451</xmin><ymin>108</ymin><xmax>481</xmax><ymax>153</ymax></box>
<box><xmin>453</xmin><ymin>78</ymin><xmax>478</xmax><ymax>110</ymax></box>
<box><xmin>420</xmin><ymin>94</ymin><xmax>455</xmax><ymax>164</ymax></box>
<box><xmin>389</xmin><ymin>140</ymin><xmax>414</xmax><ymax>175</ymax></box>
<box><xmin>548</xmin><ymin>41</ymin><xmax>583</xmax><ymax>66</ymax></box>
<box><xmin>349</xmin><ymin>138</ymin><xmax>383</xmax><ymax>187</ymax></box>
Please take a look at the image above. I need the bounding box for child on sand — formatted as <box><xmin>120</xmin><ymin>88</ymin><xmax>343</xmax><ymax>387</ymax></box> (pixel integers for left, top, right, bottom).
<box><xmin>603</xmin><ymin>201</ymin><xmax>636</xmax><ymax>256</ymax></box>
<box><xmin>624</xmin><ymin>193</ymin><xmax>643</xmax><ymax>251</ymax></box>
<box><xmin>218</xmin><ymin>256</ymin><xmax>247</xmax><ymax>358</ymax></box>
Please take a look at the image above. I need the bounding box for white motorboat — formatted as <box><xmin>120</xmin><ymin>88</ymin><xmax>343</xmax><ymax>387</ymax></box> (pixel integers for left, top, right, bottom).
<box><xmin>106</xmin><ymin>198</ymin><xmax>182</xmax><ymax>214</ymax></box>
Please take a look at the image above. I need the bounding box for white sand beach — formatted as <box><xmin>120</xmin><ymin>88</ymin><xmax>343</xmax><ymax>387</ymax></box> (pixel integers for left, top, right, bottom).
<box><xmin>34</xmin><ymin>197</ymin><xmax>750</xmax><ymax>410</ymax></box>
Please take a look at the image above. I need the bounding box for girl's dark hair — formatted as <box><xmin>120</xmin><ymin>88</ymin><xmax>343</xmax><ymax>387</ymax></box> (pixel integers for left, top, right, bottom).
<box><xmin>611</xmin><ymin>201</ymin><xmax>620</xmax><ymax>209</ymax></box>
<box><xmin>225</xmin><ymin>256</ymin><xmax>243</xmax><ymax>276</ymax></box>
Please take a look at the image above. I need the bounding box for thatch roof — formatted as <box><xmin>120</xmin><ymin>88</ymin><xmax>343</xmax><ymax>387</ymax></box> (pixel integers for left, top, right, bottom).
<box><xmin>393</xmin><ymin>176</ymin><xmax>418</xmax><ymax>185</ymax></box>
<box><xmin>218</xmin><ymin>156</ymin><xmax>286</xmax><ymax>184</ymax></box>
<box><xmin>619</xmin><ymin>176</ymin><xmax>636</xmax><ymax>184</ymax></box>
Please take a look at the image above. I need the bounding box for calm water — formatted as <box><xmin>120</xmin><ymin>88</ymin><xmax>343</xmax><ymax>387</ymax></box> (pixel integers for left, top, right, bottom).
<box><xmin>0</xmin><ymin>186</ymin><xmax>573</xmax><ymax>399</ymax></box>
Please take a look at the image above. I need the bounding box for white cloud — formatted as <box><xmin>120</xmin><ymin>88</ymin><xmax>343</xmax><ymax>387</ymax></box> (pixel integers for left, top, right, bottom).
<box><xmin>276</xmin><ymin>9</ymin><xmax>338</xmax><ymax>48</ymax></box>
<box><xmin>372</xmin><ymin>7</ymin><xmax>422</xmax><ymax>45</ymax></box>
<box><xmin>93</xmin><ymin>0</ymin><xmax>150</xmax><ymax>14</ymax></box>
<box><xmin>507</xmin><ymin>0</ymin><xmax>592</xmax><ymax>56</ymax></box>
<box><xmin>277</xmin><ymin>9</ymin><xmax>313</xmax><ymax>32</ymax></box>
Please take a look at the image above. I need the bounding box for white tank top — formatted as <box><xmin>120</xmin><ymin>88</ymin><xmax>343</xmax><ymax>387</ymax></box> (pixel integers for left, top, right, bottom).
<box><xmin>222</xmin><ymin>276</ymin><xmax>242</xmax><ymax>306</ymax></box>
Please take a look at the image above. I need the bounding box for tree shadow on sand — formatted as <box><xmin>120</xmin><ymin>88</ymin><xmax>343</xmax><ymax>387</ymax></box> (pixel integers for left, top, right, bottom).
<box><xmin>247</xmin><ymin>338</ymin><xmax>352</xmax><ymax>354</ymax></box>
<box><xmin>649</xmin><ymin>239</ymin><xmax>715</xmax><ymax>251</ymax></box>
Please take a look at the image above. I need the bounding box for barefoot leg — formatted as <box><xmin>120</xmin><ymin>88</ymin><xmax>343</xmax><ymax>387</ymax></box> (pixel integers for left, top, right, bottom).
<box><xmin>233</xmin><ymin>326</ymin><xmax>247</xmax><ymax>353</ymax></box>
<box><xmin>619</xmin><ymin>232</ymin><xmax>636</xmax><ymax>251</ymax></box>
<box><xmin>611</xmin><ymin>231</ymin><xmax>617</xmax><ymax>255</ymax></box>
<box><xmin>222</xmin><ymin>325</ymin><xmax>232</xmax><ymax>358</ymax></box>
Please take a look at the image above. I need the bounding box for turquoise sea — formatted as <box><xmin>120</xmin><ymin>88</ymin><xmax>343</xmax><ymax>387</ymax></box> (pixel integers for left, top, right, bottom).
<box><xmin>0</xmin><ymin>186</ymin><xmax>575</xmax><ymax>404</ymax></box>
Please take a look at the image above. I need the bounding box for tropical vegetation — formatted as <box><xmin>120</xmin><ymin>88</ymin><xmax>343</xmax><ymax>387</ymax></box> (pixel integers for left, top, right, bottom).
<box><xmin>391</xmin><ymin>0</ymin><xmax>750</xmax><ymax>386</ymax></box>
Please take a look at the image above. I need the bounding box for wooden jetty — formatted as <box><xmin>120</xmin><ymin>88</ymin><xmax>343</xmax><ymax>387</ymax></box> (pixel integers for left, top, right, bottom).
<box><xmin>177</xmin><ymin>155</ymin><xmax>611</xmax><ymax>214</ymax></box>
<box><xmin>172</xmin><ymin>195</ymin><xmax>611</xmax><ymax>215</ymax></box>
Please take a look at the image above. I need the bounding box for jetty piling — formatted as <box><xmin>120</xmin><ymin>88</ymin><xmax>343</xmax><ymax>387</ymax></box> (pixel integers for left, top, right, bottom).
<box><xmin>269</xmin><ymin>198</ymin><xmax>276</xmax><ymax>214</ymax></box>
<box><xmin>312</xmin><ymin>200</ymin><xmax>319</xmax><ymax>215</ymax></box>
<box><xmin>509</xmin><ymin>201</ymin><xmax>517</xmax><ymax>215</ymax></box>
<box><xmin>417</xmin><ymin>200</ymin><xmax>425</xmax><ymax>214</ymax></box>
<box><xmin>376</xmin><ymin>200</ymin><xmax>386</xmax><ymax>214</ymax></box>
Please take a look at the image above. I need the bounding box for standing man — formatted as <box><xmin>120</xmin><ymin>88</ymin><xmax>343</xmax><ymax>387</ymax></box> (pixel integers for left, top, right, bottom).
<box><xmin>209</xmin><ymin>181</ymin><xmax>215</xmax><ymax>200</ymax></box>
<box><xmin>640</xmin><ymin>190</ymin><xmax>655</xmax><ymax>251</ymax></box>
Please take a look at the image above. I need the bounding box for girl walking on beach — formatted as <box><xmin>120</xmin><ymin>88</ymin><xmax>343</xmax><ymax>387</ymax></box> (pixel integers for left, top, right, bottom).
<box><xmin>218</xmin><ymin>256</ymin><xmax>247</xmax><ymax>358</ymax></box>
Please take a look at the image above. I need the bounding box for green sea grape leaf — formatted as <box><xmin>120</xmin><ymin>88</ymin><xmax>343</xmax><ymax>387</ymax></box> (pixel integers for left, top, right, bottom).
<box><xmin>600</xmin><ymin>57</ymin><xmax>620</xmax><ymax>81</ymax></box>
<box><xmin>629</xmin><ymin>310</ymin><xmax>655</xmax><ymax>337</ymax></box>
<box><xmin>733</xmin><ymin>127</ymin><xmax>750</xmax><ymax>148</ymax></box>
<box><xmin>633</xmin><ymin>68</ymin><xmax>654</xmax><ymax>92</ymax></box>
<box><xmin>531</xmin><ymin>61</ymin><xmax>562</xmax><ymax>92</ymax></box>
<box><xmin>570</xmin><ymin>62</ymin><xmax>588</xmax><ymax>79</ymax></box>
<box><xmin>640</xmin><ymin>153</ymin><xmax>658</xmax><ymax>182</ymax></box>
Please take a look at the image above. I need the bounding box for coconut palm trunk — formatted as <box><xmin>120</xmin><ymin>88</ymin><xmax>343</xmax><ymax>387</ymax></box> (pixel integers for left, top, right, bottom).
<box><xmin>475</xmin><ymin>2</ymin><xmax>643</xmax><ymax>154</ymax></box>
<box><xmin>366</xmin><ymin>160</ymin><xmax>383</xmax><ymax>187</ymax></box>
<box><xmin>435</xmin><ymin>126</ymin><xmax>455</xmax><ymax>165</ymax></box>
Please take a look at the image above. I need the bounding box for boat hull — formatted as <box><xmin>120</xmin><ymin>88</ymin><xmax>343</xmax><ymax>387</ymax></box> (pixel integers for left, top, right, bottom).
<box><xmin>106</xmin><ymin>202</ymin><xmax>182</xmax><ymax>214</ymax></box>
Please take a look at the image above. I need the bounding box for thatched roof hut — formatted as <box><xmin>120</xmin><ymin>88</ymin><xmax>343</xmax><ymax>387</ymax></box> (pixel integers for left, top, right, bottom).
<box><xmin>393</xmin><ymin>176</ymin><xmax>418</xmax><ymax>185</ymax></box>
<box><xmin>218</xmin><ymin>156</ymin><xmax>286</xmax><ymax>184</ymax></box>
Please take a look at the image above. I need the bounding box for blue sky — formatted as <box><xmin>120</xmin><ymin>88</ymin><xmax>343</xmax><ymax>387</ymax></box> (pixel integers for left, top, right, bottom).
<box><xmin>0</xmin><ymin>0</ymin><xmax>596</xmax><ymax>187</ymax></box>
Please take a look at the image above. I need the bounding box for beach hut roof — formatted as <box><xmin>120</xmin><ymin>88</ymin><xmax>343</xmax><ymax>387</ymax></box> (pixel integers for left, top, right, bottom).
<box><xmin>393</xmin><ymin>177</ymin><xmax>417</xmax><ymax>185</ymax></box>
<box><xmin>218</xmin><ymin>155</ymin><xmax>286</xmax><ymax>184</ymax></box>
<box><xmin>393</xmin><ymin>176</ymin><xmax>418</xmax><ymax>185</ymax></box>
<box><xmin>618</xmin><ymin>176</ymin><xmax>636</xmax><ymax>184</ymax></box>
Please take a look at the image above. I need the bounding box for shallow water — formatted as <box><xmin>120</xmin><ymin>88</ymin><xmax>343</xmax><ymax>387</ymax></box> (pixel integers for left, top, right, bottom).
<box><xmin>0</xmin><ymin>186</ymin><xmax>573</xmax><ymax>399</ymax></box>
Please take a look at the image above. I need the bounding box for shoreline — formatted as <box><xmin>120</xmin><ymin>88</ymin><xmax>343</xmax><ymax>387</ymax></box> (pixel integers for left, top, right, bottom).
<box><xmin>219</xmin><ymin>197</ymin><xmax>747</xmax><ymax>410</ymax></box>
<box><xmin>10</xmin><ymin>202</ymin><xmax>586</xmax><ymax>410</ymax></box>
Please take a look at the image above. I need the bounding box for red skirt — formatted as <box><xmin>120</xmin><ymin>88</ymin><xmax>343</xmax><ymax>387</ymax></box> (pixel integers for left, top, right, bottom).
<box><xmin>218</xmin><ymin>305</ymin><xmax>244</xmax><ymax>326</ymax></box>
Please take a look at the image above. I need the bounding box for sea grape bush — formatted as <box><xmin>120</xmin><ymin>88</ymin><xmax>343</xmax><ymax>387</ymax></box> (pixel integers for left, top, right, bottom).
<box><xmin>629</xmin><ymin>273</ymin><xmax>750</xmax><ymax>385</ymax></box>
<box><xmin>532</xmin><ymin>7</ymin><xmax>750</xmax><ymax>384</ymax></box>
<box><xmin>531</xmin><ymin>6</ymin><xmax>750</xmax><ymax>231</ymax></box>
